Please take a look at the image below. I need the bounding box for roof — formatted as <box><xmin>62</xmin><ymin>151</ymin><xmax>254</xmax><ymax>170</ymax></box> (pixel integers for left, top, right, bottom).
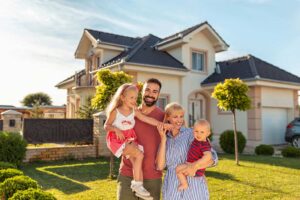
<box><xmin>156</xmin><ymin>21</ymin><xmax>229</xmax><ymax>48</ymax></box>
<box><xmin>85</xmin><ymin>29</ymin><xmax>141</xmax><ymax>47</ymax></box>
<box><xmin>55</xmin><ymin>69</ymin><xmax>85</xmax><ymax>88</ymax></box>
<box><xmin>1</xmin><ymin>110</ymin><xmax>22</xmax><ymax>115</ymax></box>
<box><xmin>202</xmin><ymin>54</ymin><xmax>300</xmax><ymax>85</ymax></box>
<box><xmin>0</xmin><ymin>106</ymin><xmax>31</xmax><ymax>110</ymax></box>
<box><xmin>102</xmin><ymin>34</ymin><xmax>187</xmax><ymax>70</ymax></box>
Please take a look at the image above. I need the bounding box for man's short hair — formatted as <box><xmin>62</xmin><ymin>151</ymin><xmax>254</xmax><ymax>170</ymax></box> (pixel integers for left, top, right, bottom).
<box><xmin>145</xmin><ymin>78</ymin><xmax>162</xmax><ymax>91</ymax></box>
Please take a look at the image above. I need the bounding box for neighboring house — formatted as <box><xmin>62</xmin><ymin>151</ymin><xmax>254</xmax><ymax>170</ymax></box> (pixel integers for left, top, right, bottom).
<box><xmin>56</xmin><ymin>21</ymin><xmax>300</xmax><ymax>147</ymax></box>
<box><xmin>0</xmin><ymin>105</ymin><xmax>66</xmax><ymax>119</ymax></box>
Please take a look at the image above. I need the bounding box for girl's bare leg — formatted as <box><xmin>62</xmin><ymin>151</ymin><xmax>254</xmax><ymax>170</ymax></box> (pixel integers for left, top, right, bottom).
<box><xmin>176</xmin><ymin>164</ymin><xmax>189</xmax><ymax>191</ymax></box>
<box><xmin>123</xmin><ymin>143</ymin><xmax>144</xmax><ymax>181</ymax></box>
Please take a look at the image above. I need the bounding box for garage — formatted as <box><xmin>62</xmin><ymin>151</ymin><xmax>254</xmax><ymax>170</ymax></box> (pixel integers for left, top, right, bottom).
<box><xmin>262</xmin><ymin>107</ymin><xmax>288</xmax><ymax>145</ymax></box>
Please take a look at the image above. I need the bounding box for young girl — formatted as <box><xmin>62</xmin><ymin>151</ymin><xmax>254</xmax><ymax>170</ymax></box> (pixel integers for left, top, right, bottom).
<box><xmin>104</xmin><ymin>83</ymin><xmax>168</xmax><ymax>200</ymax></box>
<box><xmin>156</xmin><ymin>103</ymin><xmax>216</xmax><ymax>200</ymax></box>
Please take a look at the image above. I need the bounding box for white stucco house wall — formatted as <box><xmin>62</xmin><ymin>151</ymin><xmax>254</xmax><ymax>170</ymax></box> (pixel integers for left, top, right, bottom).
<box><xmin>56</xmin><ymin>21</ymin><xmax>300</xmax><ymax>149</ymax></box>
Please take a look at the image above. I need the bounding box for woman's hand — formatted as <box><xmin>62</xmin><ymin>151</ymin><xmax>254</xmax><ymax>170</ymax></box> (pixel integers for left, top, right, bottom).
<box><xmin>181</xmin><ymin>162</ymin><xmax>198</xmax><ymax>177</ymax></box>
<box><xmin>157</xmin><ymin>123</ymin><xmax>167</xmax><ymax>141</ymax></box>
<box><xmin>163</xmin><ymin>123</ymin><xmax>173</xmax><ymax>131</ymax></box>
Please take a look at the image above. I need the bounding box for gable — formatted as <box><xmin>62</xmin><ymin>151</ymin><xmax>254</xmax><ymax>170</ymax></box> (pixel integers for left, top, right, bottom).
<box><xmin>156</xmin><ymin>22</ymin><xmax>229</xmax><ymax>53</ymax></box>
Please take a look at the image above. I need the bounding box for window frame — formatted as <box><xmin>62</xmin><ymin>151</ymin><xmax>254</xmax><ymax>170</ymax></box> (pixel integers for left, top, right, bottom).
<box><xmin>190</xmin><ymin>48</ymin><xmax>208</xmax><ymax>73</ymax></box>
<box><xmin>156</xmin><ymin>94</ymin><xmax>170</xmax><ymax>110</ymax></box>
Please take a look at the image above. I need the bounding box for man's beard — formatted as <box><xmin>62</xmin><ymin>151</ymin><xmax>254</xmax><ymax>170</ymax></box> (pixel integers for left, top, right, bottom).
<box><xmin>143</xmin><ymin>96</ymin><xmax>157</xmax><ymax>107</ymax></box>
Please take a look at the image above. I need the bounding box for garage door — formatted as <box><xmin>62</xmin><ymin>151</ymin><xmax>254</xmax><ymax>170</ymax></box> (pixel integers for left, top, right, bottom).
<box><xmin>262</xmin><ymin>108</ymin><xmax>288</xmax><ymax>144</ymax></box>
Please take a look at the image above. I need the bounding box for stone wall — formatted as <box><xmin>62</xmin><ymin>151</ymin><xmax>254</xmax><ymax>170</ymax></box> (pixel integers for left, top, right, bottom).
<box><xmin>24</xmin><ymin>145</ymin><xmax>96</xmax><ymax>162</ymax></box>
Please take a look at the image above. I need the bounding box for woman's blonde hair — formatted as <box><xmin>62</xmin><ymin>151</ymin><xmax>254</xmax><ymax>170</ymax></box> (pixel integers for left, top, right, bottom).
<box><xmin>106</xmin><ymin>83</ymin><xmax>138</xmax><ymax>116</ymax></box>
<box><xmin>164</xmin><ymin>102</ymin><xmax>185</xmax><ymax>123</ymax></box>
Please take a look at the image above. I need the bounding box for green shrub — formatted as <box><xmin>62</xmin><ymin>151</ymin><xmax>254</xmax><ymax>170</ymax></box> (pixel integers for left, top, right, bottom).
<box><xmin>0</xmin><ymin>162</ymin><xmax>16</xmax><ymax>170</ymax></box>
<box><xmin>0</xmin><ymin>169</ymin><xmax>23</xmax><ymax>182</ymax></box>
<box><xmin>255</xmin><ymin>144</ymin><xmax>274</xmax><ymax>156</ymax></box>
<box><xmin>0</xmin><ymin>175</ymin><xmax>38</xmax><ymax>199</ymax></box>
<box><xmin>219</xmin><ymin>130</ymin><xmax>246</xmax><ymax>154</ymax></box>
<box><xmin>0</xmin><ymin>131</ymin><xmax>27</xmax><ymax>166</ymax></box>
<box><xmin>9</xmin><ymin>188</ymin><xmax>56</xmax><ymax>200</ymax></box>
<box><xmin>281</xmin><ymin>146</ymin><xmax>300</xmax><ymax>158</ymax></box>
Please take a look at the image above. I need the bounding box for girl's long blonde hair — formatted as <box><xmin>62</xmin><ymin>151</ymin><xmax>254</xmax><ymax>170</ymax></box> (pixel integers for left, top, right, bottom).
<box><xmin>164</xmin><ymin>102</ymin><xmax>185</xmax><ymax>125</ymax></box>
<box><xmin>106</xmin><ymin>83</ymin><xmax>138</xmax><ymax>116</ymax></box>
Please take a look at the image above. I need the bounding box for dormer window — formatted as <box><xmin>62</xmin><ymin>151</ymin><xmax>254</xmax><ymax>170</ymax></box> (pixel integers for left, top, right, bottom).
<box><xmin>192</xmin><ymin>50</ymin><xmax>206</xmax><ymax>72</ymax></box>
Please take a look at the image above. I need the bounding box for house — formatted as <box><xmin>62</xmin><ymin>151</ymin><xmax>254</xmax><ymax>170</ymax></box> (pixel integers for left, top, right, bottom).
<box><xmin>0</xmin><ymin>105</ymin><xmax>66</xmax><ymax>119</ymax></box>
<box><xmin>56</xmin><ymin>21</ymin><xmax>300</xmax><ymax>148</ymax></box>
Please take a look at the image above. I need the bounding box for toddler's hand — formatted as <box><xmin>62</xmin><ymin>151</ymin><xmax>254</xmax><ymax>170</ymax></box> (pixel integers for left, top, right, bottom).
<box><xmin>115</xmin><ymin>129</ymin><xmax>125</xmax><ymax>140</ymax></box>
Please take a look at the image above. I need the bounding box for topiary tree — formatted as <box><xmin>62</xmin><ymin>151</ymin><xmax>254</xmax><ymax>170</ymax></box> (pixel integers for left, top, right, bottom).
<box><xmin>21</xmin><ymin>92</ymin><xmax>52</xmax><ymax>107</ymax></box>
<box><xmin>255</xmin><ymin>144</ymin><xmax>274</xmax><ymax>156</ymax></box>
<box><xmin>0</xmin><ymin>169</ymin><xmax>24</xmax><ymax>182</ymax></box>
<box><xmin>0</xmin><ymin>175</ymin><xmax>38</xmax><ymax>199</ymax></box>
<box><xmin>0</xmin><ymin>162</ymin><xmax>16</xmax><ymax>170</ymax></box>
<box><xmin>281</xmin><ymin>146</ymin><xmax>300</xmax><ymax>158</ymax></box>
<box><xmin>0</xmin><ymin>131</ymin><xmax>27</xmax><ymax>167</ymax></box>
<box><xmin>9</xmin><ymin>188</ymin><xmax>57</xmax><ymax>200</ymax></box>
<box><xmin>212</xmin><ymin>78</ymin><xmax>251</xmax><ymax>165</ymax></box>
<box><xmin>91</xmin><ymin>69</ymin><xmax>136</xmax><ymax>179</ymax></box>
<box><xmin>219</xmin><ymin>130</ymin><xmax>246</xmax><ymax>154</ymax></box>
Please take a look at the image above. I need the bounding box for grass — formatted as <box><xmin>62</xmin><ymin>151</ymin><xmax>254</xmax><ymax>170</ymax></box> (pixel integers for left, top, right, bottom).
<box><xmin>20</xmin><ymin>155</ymin><xmax>300</xmax><ymax>200</ymax></box>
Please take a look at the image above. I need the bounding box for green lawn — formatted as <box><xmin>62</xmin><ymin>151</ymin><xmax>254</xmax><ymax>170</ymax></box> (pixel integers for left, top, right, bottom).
<box><xmin>20</xmin><ymin>155</ymin><xmax>300</xmax><ymax>200</ymax></box>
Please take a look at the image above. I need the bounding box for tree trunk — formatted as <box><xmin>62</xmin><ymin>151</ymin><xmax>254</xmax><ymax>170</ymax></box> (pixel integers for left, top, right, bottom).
<box><xmin>109</xmin><ymin>152</ymin><xmax>115</xmax><ymax>179</ymax></box>
<box><xmin>232</xmin><ymin>110</ymin><xmax>239</xmax><ymax>165</ymax></box>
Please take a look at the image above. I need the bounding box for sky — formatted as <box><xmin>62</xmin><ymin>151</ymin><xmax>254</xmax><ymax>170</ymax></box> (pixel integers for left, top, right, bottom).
<box><xmin>0</xmin><ymin>0</ymin><xmax>300</xmax><ymax>106</ymax></box>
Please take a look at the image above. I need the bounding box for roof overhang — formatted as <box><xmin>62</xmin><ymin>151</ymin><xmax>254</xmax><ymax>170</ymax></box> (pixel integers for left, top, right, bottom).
<box><xmin>156</xmin><ymin>23</ymin><xmax>229</xmax><ymax>52</ymax></box>
<box><xmin>75</xmin><ymin>30</ymin><xmax>126</xmax><ymax>59</ymax></box>
<box><xmin>55</xmin><ymin>78</ymin><xmax>75</xmax><ymax>89</ymax></box>
<box><xmin>91</xmin><ymin>61</ymin><xmax>188</xmax><ymax>77</ymax></box>
<box><xmin>123</xmin><ymin>63</ymin><xmax>188</xmax><ymax>77</ymax></box>
<box><xmin>202</xmin><ymin>78</ymin><xmax>300</xmax><ymax>90</ymax></box>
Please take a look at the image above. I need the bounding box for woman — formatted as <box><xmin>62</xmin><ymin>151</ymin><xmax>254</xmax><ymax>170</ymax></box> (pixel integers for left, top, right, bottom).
<box><xmin>156</xmin><ymin>102</ymin><xmax>218</xmax><ymax>200</ymax></box>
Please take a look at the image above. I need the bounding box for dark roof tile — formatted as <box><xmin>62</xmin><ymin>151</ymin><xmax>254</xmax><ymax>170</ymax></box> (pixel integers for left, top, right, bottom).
<box><xmin>85</xmin><ymin>29</ymin><xmax>141</xmax><ymax>47</ymax></box>
<box><xmin>202</xmin><ymin>55</ymin><xmax>300</xmax><ymax>85</ymax></box>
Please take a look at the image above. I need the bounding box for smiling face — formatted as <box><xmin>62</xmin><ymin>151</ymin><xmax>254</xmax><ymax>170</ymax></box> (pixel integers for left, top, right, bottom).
<box><xmin>166</xmin><ymin>109</ymin><xmax>185</xmax><ymax>130</ymax></box>
<box><xmin>121</xmin><ymin>88</ymin><xmax>138</xmax><ymax>109</ymax></box>
<box><xmin>193</xmin><ymin>121</ymin><xmax>211</xmax><ymax>142</ymax></box>
<box><xmin>142</xmin><ymin>82</ymin><xmax>160</xmax><ymax>107</ymax></box>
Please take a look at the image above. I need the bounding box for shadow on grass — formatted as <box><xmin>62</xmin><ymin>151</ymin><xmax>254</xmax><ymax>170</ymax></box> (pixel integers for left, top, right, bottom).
<box><xmin>21</xmin><ymin>157</ymin><xmax>120</xmax><ymax>195</ymax></box>
<box><xmin>220</xmin><ymin>154</ymin><xmax>300</xmax><ymax>170</ymax></box>
<box><xmin>206</xmin><ymin>171</ymin><xmax>237</xmax><ymax>181</ymax></box>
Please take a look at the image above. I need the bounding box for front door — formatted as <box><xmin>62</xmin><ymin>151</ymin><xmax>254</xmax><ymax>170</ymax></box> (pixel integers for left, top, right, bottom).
<box><xmin>188</xmin><ymin>93</ymin><xmax>205</xmax><ymax>127</ymax></box>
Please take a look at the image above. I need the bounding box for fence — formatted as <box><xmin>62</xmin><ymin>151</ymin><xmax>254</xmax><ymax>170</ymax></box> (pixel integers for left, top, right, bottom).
<box><xmin>23</xmin><ymin>119</ymin><xmax>93</xmax><ymax>144</ymax></box>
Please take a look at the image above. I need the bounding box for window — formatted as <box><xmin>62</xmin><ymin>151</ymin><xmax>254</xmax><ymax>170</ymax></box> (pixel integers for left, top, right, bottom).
<box><xmin>156</xmin><ymin>95</ymin><xmax>169</xmax><ymax>110</ymax></box>
<box><xmin>192</xmin><ymin>51</ymin><xmax>205</xmax><ymax>72</ymax></box>
<box><xmin>97</xmin><ymin>56</ymin><xmax>101</xmax><ymax>69</ymax></box>
<box><xmin>9</xmin><ymin>120</ymin><xmax>15</xmax><ymax>127</ymax></box>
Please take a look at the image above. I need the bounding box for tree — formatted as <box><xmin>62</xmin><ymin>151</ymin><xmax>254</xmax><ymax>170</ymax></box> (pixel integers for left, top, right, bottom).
<box><xmin>92</xmin><ymin>69</ymin><xmax>133</xmax><ymax>179</ymax></box>
<box><xmin>31</xmin><ymin>102</ymin><xmax>43</xmax><ymax>118</ymax></box>
<box><xmin>212</xmin><ymin>78</ymin><xmax>251</xmax><ymax>165</ymax></box>
<box><xmin>77</xmin><ymin>97</ymin><xmax>98</xmax><ymax>119</ymax></box>
<box><xmin>21</xmin><ymin>92</ymin><xmax>52</xmax><ymax>107</ymax></box>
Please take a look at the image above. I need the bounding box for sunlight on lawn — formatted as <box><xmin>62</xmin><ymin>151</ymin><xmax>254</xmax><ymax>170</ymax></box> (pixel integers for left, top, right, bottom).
<box><xmin>21</xmin><ymin>155</ymin><xmax>300</xmax><ymax>200</ymax></box>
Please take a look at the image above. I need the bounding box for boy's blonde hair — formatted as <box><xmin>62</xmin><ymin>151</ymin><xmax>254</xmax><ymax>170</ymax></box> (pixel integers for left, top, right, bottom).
<box><xmin>164</xmin><ymin>102</ymin><xmax>185</xmax><ymax>123</ymax></box>
<box><xmin>194</xmin><ymin>119</ymin><xmax>211</xmax><ymax>132</ymax></box>
<box><xmin>106</xmin><ymin>83</ymin><xmax>138</xmax><ymax>116</ymax></box>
